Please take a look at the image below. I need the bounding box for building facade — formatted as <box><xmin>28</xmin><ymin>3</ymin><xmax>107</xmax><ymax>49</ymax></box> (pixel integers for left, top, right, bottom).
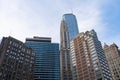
<box><xmin>60</xmin><ymin>13</ymin><xmax>79</xmax><ymax>80</ymax></box>
<box><xmin>70</xmin><ymin>30</ymin><xmax>113</xmax><ymax>80</ymax></box>
<box><xmin>25</xmin><ymin>37</ymin><xmax>60</xmax><ymax>80</ymax></box>
<box><xmin>0</xmin><ymin>36</ymin><xmax>35</xmax><ymax>80</ymax></box>
<box><xmin>104</xmin><ymin>43</ymin><xmax>120</xmax><ymax>80</ymax></box>
<box><xmin>70</xmin><ymin>40</ymin><xmax>78</xmax><ymax>80</ymax></box>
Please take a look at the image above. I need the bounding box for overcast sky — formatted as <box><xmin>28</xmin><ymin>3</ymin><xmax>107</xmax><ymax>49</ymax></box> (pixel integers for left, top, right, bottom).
<box><xmin>0</xmin><ymin>0</ymin><xmax>120</xmax><ymax>47</ymax></box>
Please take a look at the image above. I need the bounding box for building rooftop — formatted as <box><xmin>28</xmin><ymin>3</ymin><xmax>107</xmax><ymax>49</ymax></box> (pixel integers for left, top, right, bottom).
<box><xmin>26</xmin><ymin>36</ymin><xmax>51</xmax><ymax>43</ymax></box>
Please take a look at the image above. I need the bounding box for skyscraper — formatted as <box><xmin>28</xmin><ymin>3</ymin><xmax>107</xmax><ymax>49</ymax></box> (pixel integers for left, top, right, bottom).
<box><xmin>103</xmin><ymin>43</ymin><xmax>120</xmax><ymax>80</ymax></box>
<box><xmin>60</xmin><ymin>13</ymin><xmax>79</xmax><ymax>80</ymax></box>
<box><xmin>0</xmin><ymin>36</ymin><xmax>35</xmax><ymax>80</ymax></box>
<box><xmin>62</xmin><ymin>14</ymin><xmax>79</xmax><ymax>40</ymax></box>
<box><xmin>25</xmin><ymin>36</ymin><xmax>60</xmax><ymax>80</ymax></box>
<box><xmin>70</xmin><ymin>30</ymin><xmax>113</xmax><ymax>80</ymax></box>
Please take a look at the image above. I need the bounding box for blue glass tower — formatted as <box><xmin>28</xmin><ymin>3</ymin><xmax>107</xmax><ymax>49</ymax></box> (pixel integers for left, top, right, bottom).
<box><xmin>60</xmin><ymin>13</ymin><xmax>79</xmax><ymax>80</ymax></box>
<box><xmin>63</xmin><ymin>14</ymin><xmax>79</xmax><ymax>40</ymax></box>
<box><xmin>25</xmin><ymin>37</ymin><xmax>60</xmax><ymax>80</ymax></box>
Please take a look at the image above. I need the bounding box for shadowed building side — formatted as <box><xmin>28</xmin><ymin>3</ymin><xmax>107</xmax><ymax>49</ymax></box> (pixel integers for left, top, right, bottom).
<box><xmin>60</xmin><ymin>20</ymin><xmax>72</xmax><ymax>80</ymax></box>
<box><xmin>0</xmin><ymin>36</ymin><xmax>35</xmax><ymax>80</ymax></box>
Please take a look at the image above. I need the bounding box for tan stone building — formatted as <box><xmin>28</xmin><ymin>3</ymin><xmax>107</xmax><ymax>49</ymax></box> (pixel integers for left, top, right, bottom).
<box><xmin>104</xmin><ymin>43</ymin><xmax>120</xmax><ymax>80</ymax></box>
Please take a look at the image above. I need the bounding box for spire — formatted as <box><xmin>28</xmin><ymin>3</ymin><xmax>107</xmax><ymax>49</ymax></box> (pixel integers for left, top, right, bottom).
<box><xmin>104</xmin><ymin>42</ymin><xmax>107</xmax><ymax>46</ymax></box>
<box><xmin>103</xmin><ymin>42</ymin><xmax>109</xmax><ymax>49</ymax></box>
<box><xmin>71</xmin><ymin>9</ymin><xmax>73</xmax><ymax>14</ymax></box>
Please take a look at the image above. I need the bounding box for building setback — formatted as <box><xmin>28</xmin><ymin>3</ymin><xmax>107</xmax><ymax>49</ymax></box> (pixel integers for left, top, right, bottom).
<box><xmin>0</xmin><ymin>36</ymin><xmax>35</xmax><ymax>80</ymax></box>
<box><xmin>103</xmin><ymin>43</ymin><xmax>120</xmax><ymax>80</ymax></box>
<box><xmin>25</xmin><ymin>36</ymin><xmax>60</xmax><ymax>80</ymax></box>
<box><xmin>60</xmin><ymin>13</ymin><xmax>79</xmax><ymax>80</ymax></box>
<box><xmin>70</xmin><ymin>30</ymin><xmax>113</xmax><ymax>80</ymax></box>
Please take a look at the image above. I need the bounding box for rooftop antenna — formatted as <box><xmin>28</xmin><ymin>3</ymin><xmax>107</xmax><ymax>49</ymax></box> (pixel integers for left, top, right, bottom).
<box><xmin>9</xmin><ymin>30</ymin><xmax>12</xmax><ymax>37</ymax></box>
<box><xmin>71</xmin><ymin>9</ymin><xmax>73</xmax><ymax>14</ymax></box>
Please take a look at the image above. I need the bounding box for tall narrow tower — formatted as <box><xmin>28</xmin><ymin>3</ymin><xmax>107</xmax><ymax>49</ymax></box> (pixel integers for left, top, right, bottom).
<box><xmin>60</xmin><ymin>13</ymin><xmax>79</xmax><ymax>80</ymax></box>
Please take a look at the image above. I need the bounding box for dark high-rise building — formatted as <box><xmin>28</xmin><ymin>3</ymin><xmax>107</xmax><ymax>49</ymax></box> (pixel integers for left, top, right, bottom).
<box><xmin>0</xmin><ymin>36</ymin><xmax>35</xmax><ymax>80</ymax></box>
<box><xmin>60</xmin><ymin>13</ymin><xmax>79</xmax><ymax>80</ymax></box>
<box><xmin>25</xmin><ymin>36</ymin><xmax>60</xmax><ymax>80</ymax></box>
<box><xmin>104</xmin><ymin>43</ymin><xmax>120</xmax><ymax>80</ymax></box>
<box><xmin>70</xmin><ymin>30</ymin><xmax>113</xmax><ymax>80</ymax></box>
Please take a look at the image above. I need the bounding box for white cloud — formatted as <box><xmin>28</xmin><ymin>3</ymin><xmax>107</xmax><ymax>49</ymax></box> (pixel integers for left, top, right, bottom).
<box><xmin>0</xmin><ymin>0</ymin><xmax>119</xmax><ymax>47</ymax></box>
<box><xmin>72</xmin><ymin>0</ymin><xmax>120</xmax><ymax>47</ymax></box>
<box><xmin>102</xmin><ymin>34</ymin><xmax>120</xmax><ymax>48</ymax></box>
<box><xmin>0</xmin><ymin>0</ymin><xmax>108</xmax><ymax>43</ymax></box>
<box><xmin>0</xmin><ymin>0</ymin><xmax>51</xmax><ymax>42</ymax></box>
<box><xmin>72</xmin><ymin>1</ymin><xmax>106</xmax><ymax>33</ymax></box>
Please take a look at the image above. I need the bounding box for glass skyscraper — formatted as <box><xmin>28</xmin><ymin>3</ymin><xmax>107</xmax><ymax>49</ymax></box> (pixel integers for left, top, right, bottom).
<box><xmin>25</xmin><ymin>37</ymin><xmax>60</xmax><ymax>80</ymax></box>
<box><xmin>60</xmin><ymin>13</ymin><xmax>79</xmax><ymax>80</ymax></box>
<box><xmin>62</xmin><ymin>14</ymin><xmax>79</xmax><ymax>40</ymax></box>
